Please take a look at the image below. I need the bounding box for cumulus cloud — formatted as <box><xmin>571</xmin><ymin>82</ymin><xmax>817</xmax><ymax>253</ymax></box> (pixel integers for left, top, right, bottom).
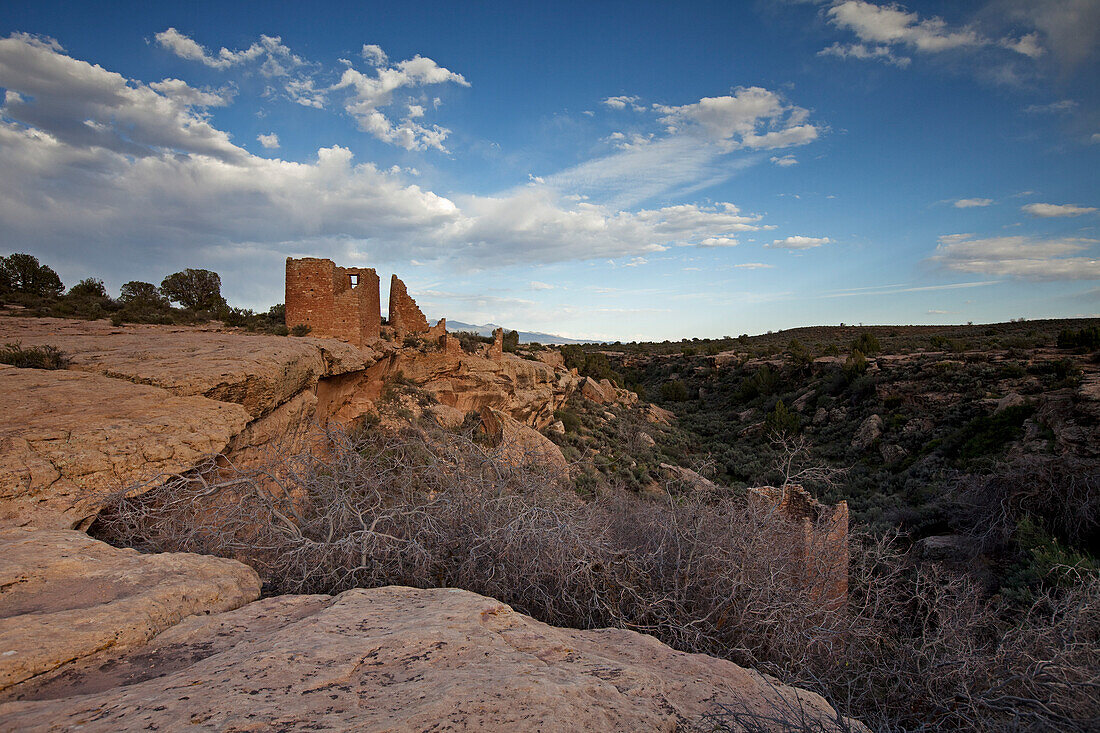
<box><xmin>1021</xmin><ymin>202</ymin><xmax>1097</xmax><ymax>217</ymax></box>
<box><xmin>931</xmin><ymin>233</ymin><xmax>1100</xmax><ymax>280</ymax></box>
<box><xmin>257</xmin><ymin>132</ymin><xmax>279</xmax><ymax>149</ymax></box>
<box><xmin>157</xmin><ymin>29</ymin><xmax>469</xmax><ymax>152</ymax></box>
<box><xmin>0</xmin><ymin>34</ymin><xmax>242</xmax><ymax>161</ymax></box>
<box><xmin>361</xmin><ymin>44</ymin><xmax>387</xmax><ymax>66</ymax></box>
<box><xmin>770</xmin><ymin>154</ymin><xmax>798</xmax><ymax>166</ymax></box>
<box><xmin>821</xmin><ymin>0</ymin><xmax>1045</xmax><ymax>67</ymax></box>
<box><xmin>156</xmin><ymin>28</ymin><xmax>306</xmax><ymax>74</ymax></box>
<box><xmin>767</xmin><ymin>235</ymin><xmax>831</xmax><ymax>249</ymax></box>
<box><xmin>954</xmin><ymin>197</ymin><xmax>993</xmax><ymax>208</ymax></box>
<box><xmin>602</xmin><ymin>95</ymin><xmax>643</xmax><ymax>111</ymax></box>
<box><xmin>604</xmin><ymin>131</ymin><xmax>654</xmax><ymax>150</ymax></box>
<box><xmin>331</xmin><ymin>53</ymin><xmax>469</xmax><ymax>152</ymax></box>
<box><xmin>655</xmin><ymin>87</ymin><xmax>818</xmax><ymax>152</ymax></box>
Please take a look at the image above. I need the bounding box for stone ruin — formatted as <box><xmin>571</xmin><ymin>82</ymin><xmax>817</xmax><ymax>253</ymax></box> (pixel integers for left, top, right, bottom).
<box><xmin>285</xmin><ymin>258</ymin><xmax>380</xmax><ymax>348</ymax></box>
<box><xmin>286</xmin><ymin>257</ymin><xmax>471</xmax><ymax>353</ymax></box>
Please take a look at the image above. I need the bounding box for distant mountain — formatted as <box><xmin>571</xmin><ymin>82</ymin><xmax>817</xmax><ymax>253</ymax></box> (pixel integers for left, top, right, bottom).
<box><xmin>439</xmin><ymin>320</ymin><xmax>597</xmax><ymax>345</ymax></box>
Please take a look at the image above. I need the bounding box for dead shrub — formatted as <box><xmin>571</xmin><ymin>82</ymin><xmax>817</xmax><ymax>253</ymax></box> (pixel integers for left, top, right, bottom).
<box><xmin>92</xmin><ymin>424</ymin><xmax>1099</xmax><ymax>732</ymax></box>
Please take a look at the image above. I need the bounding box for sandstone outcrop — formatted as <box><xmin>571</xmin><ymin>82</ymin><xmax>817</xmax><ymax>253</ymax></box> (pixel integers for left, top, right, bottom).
<box><xmin>0</xmin><ymin>586</ymin><xmax>858</xmax><ymax>732</ymax></box>
<box><xmin>0</xmin><ymin>364</ymin><xmax>251</xmax><ymax>530</ymax></box>
<box><xmin>388</xmin><ymin>274</ymin><xmax>429</xmax><ymax>336</ymax></box>
<box><xmin>0</xmin><ymin>527</ymin><xmax>260</xmax><ymax>693</ymax></box>
<box><xmin>0</xmin><ymin>316</ymin><xmax>369</xmax><ymax>419</ymax></box>
<box><xmin>319</xmin><ymin>348</ymin><xmax>581</xmax><ymax>429</ymax></box>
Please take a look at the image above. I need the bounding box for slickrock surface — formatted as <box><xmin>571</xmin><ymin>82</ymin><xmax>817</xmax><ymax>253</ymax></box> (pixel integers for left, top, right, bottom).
<box><xmin>0</xmin><ymin>365</ymin><xmax>251</xmax><ymax>529</ymax></box>
<box><xmin>0</xmin><ymin>316</ymin><xmax>371</xmax><ymax>417</ymax></box>
<box><xmin>0</xmin><ymin>527</ymin><xmax>261</xmax><ymax>693</ymax></box>
<box><xmin>0</xmin><ymin>586</ymin><xmax>857</xmax><ymax>732</ymax></box>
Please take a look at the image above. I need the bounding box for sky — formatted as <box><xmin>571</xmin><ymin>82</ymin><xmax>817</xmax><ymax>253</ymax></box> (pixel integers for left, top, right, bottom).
<box><xmin>1</xmin><ymin>1</ymin><xmax>1098</xmax><ymax>341</ymax></box>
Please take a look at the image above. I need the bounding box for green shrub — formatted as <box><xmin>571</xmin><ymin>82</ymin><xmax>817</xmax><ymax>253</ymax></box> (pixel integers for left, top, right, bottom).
<box><xmin>0</xmin><ymin>342</ymin><xmax>69</xmax><ymax>369</ymax></box>
<box><xmin>290</xmin><ymin>324</ymin><xmax>312</xmax><ymax>337</ymax></box>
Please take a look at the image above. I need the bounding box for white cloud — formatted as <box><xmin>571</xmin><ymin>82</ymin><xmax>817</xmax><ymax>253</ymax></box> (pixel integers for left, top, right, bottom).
<box><xmin>604</xmin><ymin>131</ymin><xmax>654</xmax><ymax>150</ymax></box>
<box><xmin>157</xmin><ymin>30</ymin><xmax>469</xmax><ymax>152</ymax></box>
<box><xmin>155</xmin><ymin>28</ymin><xmax>305</xmax><ymax>72</ymax></box>
<box><xmin>697</xmin><ymin>237</ymin><xmax>739</xmax><ymax>247</ymax></box>
<box><xmin>767</xmin><ymin>235</ymin><xmax>831</xmax><ymax>249</ymax></box>
<box><xmin>257</xmin><ymin>132</ymin><xmax>279</xmax><ymax>149</ymax></box>
<box><xmin>734</xmin><ymin>262</ymin><xmax>774</xmax><ymax>269</ymax></box>
<box><xmin>954</xmin><ymin>197</ymin><xmax>993</xmax><ymax>208</ymax></box>
<box><xmin>656</xmin><ymin>87</ymin><xmax>818</xmax><ymax>152</ymax></box>
<box><xmin>361</xmin><ymin>44</ymin><xmax>387</xmax><ymax>66</ymax></box>
<box><xmin>529</xmin><ymin>281</ymin><xmax>554</xmax><ymax>290</ymax></box>
<box><xmin>818</xmin><ymin>41</ymin><xmax>911</xmax><ymax>67</ymax></box>
<box><xmin>331</xmin><ymin>53</ymin><xmax>469</xmax><ymax>152</ymax></box>
<box><xmin>602</xmin><ymin>95</ymin><xmax>643</xmax><ymax>111</ymax></box>
<box><xmin>1024</xmin><ymin>99</ymin><xmax>1077</xmax><ymax>114</ymax></box>
<box><xmin>1022</xmin><ymin>202</ymin><xmax>1097</xmax><ymax>217</ymax></box>
<box><xmin>0</xmin><ymin>34</ymin><xmax>241</xmax><ymax>161</ymax></box>
<box><xmin>931</xmin><ymin>233</ymin><xmax>1100</xmax><ymax>280</ymax></box>
<box><xmin>822</xmin><ymin>0</ymin><xmax>1046</xmax><ymax>68</ymax></box>
<box><xmin>770</xmin><ymin>154</ymin><xmax>798</xmax><ymax>166</ymax></box>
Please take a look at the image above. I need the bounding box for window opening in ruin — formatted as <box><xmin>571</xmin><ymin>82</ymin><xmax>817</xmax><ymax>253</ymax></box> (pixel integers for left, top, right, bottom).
<box><xmin>349</xmin><ymin>274</ymin><xmax>359</xmax><ymax>287</ymax></box>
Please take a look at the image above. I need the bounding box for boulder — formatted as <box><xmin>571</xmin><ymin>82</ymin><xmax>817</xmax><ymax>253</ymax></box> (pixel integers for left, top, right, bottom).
<box><xmin>480</xmin><ymin>408</ymin><xmax>569</xmax><ymax>474</ymax></box>
<box><xmin>581</xmin><ymin>377</ymin><xmax>610</xmax><ymax>404</ymax></box>
<box><xmin>995</xmin><ymin>392</ymin><xmax>1025</xmax><ymax>414</ymax></box>
<box><xmin>0</xmin><ymin>365</ymin><xmax>250</xmax><ymax>530</ymax></box>
<box><xmin>535</xmin><ymin>350</ymin><xmax>564</xmax><ymax>368</ymax></box>
<box><xmin>0</xmin><ymin>586</ymin><xmax>859</xmax><ymax>732</ymax></box>
<box><xmin>0</xmin><ymin>527</ymin><xmax>260</xmax><ymax>693</ymax></box>
<box><xmin>851</xmin><ymin>414</ymin><xmax>884</xmax><ymax>451</ymax></box>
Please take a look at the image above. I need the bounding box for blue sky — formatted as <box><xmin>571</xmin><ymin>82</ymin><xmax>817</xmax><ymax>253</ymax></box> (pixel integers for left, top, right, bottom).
<box><xmin>1</xmin><ymin>1</ymin><xmax>1097</xmax><ymax>341</ymax></box>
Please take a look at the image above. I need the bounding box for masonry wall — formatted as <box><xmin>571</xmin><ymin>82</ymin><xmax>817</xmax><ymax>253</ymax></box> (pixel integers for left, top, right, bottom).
<box><xmin>286</xmin><ymin>258</ymin><xmax>380</xmax><ymax>347</ymax></box>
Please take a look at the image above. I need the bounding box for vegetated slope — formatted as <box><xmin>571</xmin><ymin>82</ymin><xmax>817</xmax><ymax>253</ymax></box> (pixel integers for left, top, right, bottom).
<box><xmin>591</xmin><ymin>319</ymin><xmax>1100</xmax><ymax>604</ymax></box>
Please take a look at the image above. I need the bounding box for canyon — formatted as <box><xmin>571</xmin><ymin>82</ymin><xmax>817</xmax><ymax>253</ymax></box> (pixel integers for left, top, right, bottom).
<box><xmin>0</xmin><ymin>262</ymin><xmax>855</xmax><ymax>731</ymax></box>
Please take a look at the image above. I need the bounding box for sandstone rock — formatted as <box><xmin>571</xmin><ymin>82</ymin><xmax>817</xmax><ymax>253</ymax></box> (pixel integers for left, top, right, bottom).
<box><xmin>547</xmin><ymin>419</ymin><xmax>566</xmax><ymax>435</ymax></box>
<box><xmin>429</xmin><ymin>403</ymin><xmax>467</xmax><ymax>429</ymax></box>
<box><xmin>535</xmin><ymin>349</ymin><xmax>564</xmax><ymax>368</ymax></box>
<box><xmin>388</xmin><ymin>274</ymin><xmax>429</xmax><ymax>336</ymax></box>
<box><xmin>0</xmin><ymin>316</ymin><xmax>370</xmax><ymax>418</ymax></box>
<box><xmin>581</xmin><ymin>376</ymin><xmax>610</xmax><ymax>404</ymax></box>
<box><xmin>645</xmin><ymin>404</ymin><xmax>676</xmax><ymax>425</ymax></box>
<box><xmin>0</xmin><ymin>586</ymin><xmax>859</xmax><ymax>731</ymax></box>
<box><xmin>0</xmin><ymin>527</ymin><xmax>260</xmax><ymax>693</ymax></box>
<box><xmin>638</xmin><ymin>431</ymin><xmax>656</xmax><ymax>448</ymax></box>
<box><xmin>322</xmin><ymin>348</ymin><xmax>580</xmax><ymax>429</ymax></box>
<box><xmin>480</xmin><ymin>407</ymin><xmax>569</xmax><ymax>474</ymax></box>
<box><xmin>0</xmin><ymin>365</ymin><xmax>250</xmax><ymax>530</ymax></box>
<box><xmin>995</xmin><ymin>392</ymin><xmax>1026</xmax><ymax>414</ymax></box>
<box><xmin>914</xmin><ymin>534</ymin><xmax>977</xmax><ymax>563</ymax></box>
<box><xmin>813</xmin><ymin>407</ymin><xmax>828</xmax><ymax>425</ymax></box>
<box><xmin>851</xmin><ymin>414</ymin><xmax>883</xmax><ymax>451</ymax></box>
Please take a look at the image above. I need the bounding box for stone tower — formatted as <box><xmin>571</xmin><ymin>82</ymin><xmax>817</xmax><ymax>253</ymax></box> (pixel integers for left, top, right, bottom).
<box><xmin>285</xmin><ymin>258</ymin><xmax>380</xmax><ymax>347</ymax></box>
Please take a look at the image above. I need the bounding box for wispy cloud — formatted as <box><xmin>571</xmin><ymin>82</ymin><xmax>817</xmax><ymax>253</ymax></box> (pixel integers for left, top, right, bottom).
<box><xmin>954</xmin><ymin>197</ymin><xmax>993</xmax><ymax>208</ymax></box>
<box><xmin>1021</xmin><ymin>202</ymin><xmax>1097</xmax><ymax>217</ymax></box>
<box><xmin>931</xmin><ymin>233</ymin><xmax>1100</xmax><ymax>280</ymax></box>
<box><xmin>766</xmin><ymin>235</ymin><xmax>830</xmax><ymax>249</ymax></box>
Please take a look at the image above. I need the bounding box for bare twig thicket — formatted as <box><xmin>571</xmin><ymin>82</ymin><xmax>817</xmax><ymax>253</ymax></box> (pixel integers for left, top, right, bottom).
<box><xmin>93</xmin><ymin>424</ymin><xmax>1100</xmax><ymax>732</ymax></box>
